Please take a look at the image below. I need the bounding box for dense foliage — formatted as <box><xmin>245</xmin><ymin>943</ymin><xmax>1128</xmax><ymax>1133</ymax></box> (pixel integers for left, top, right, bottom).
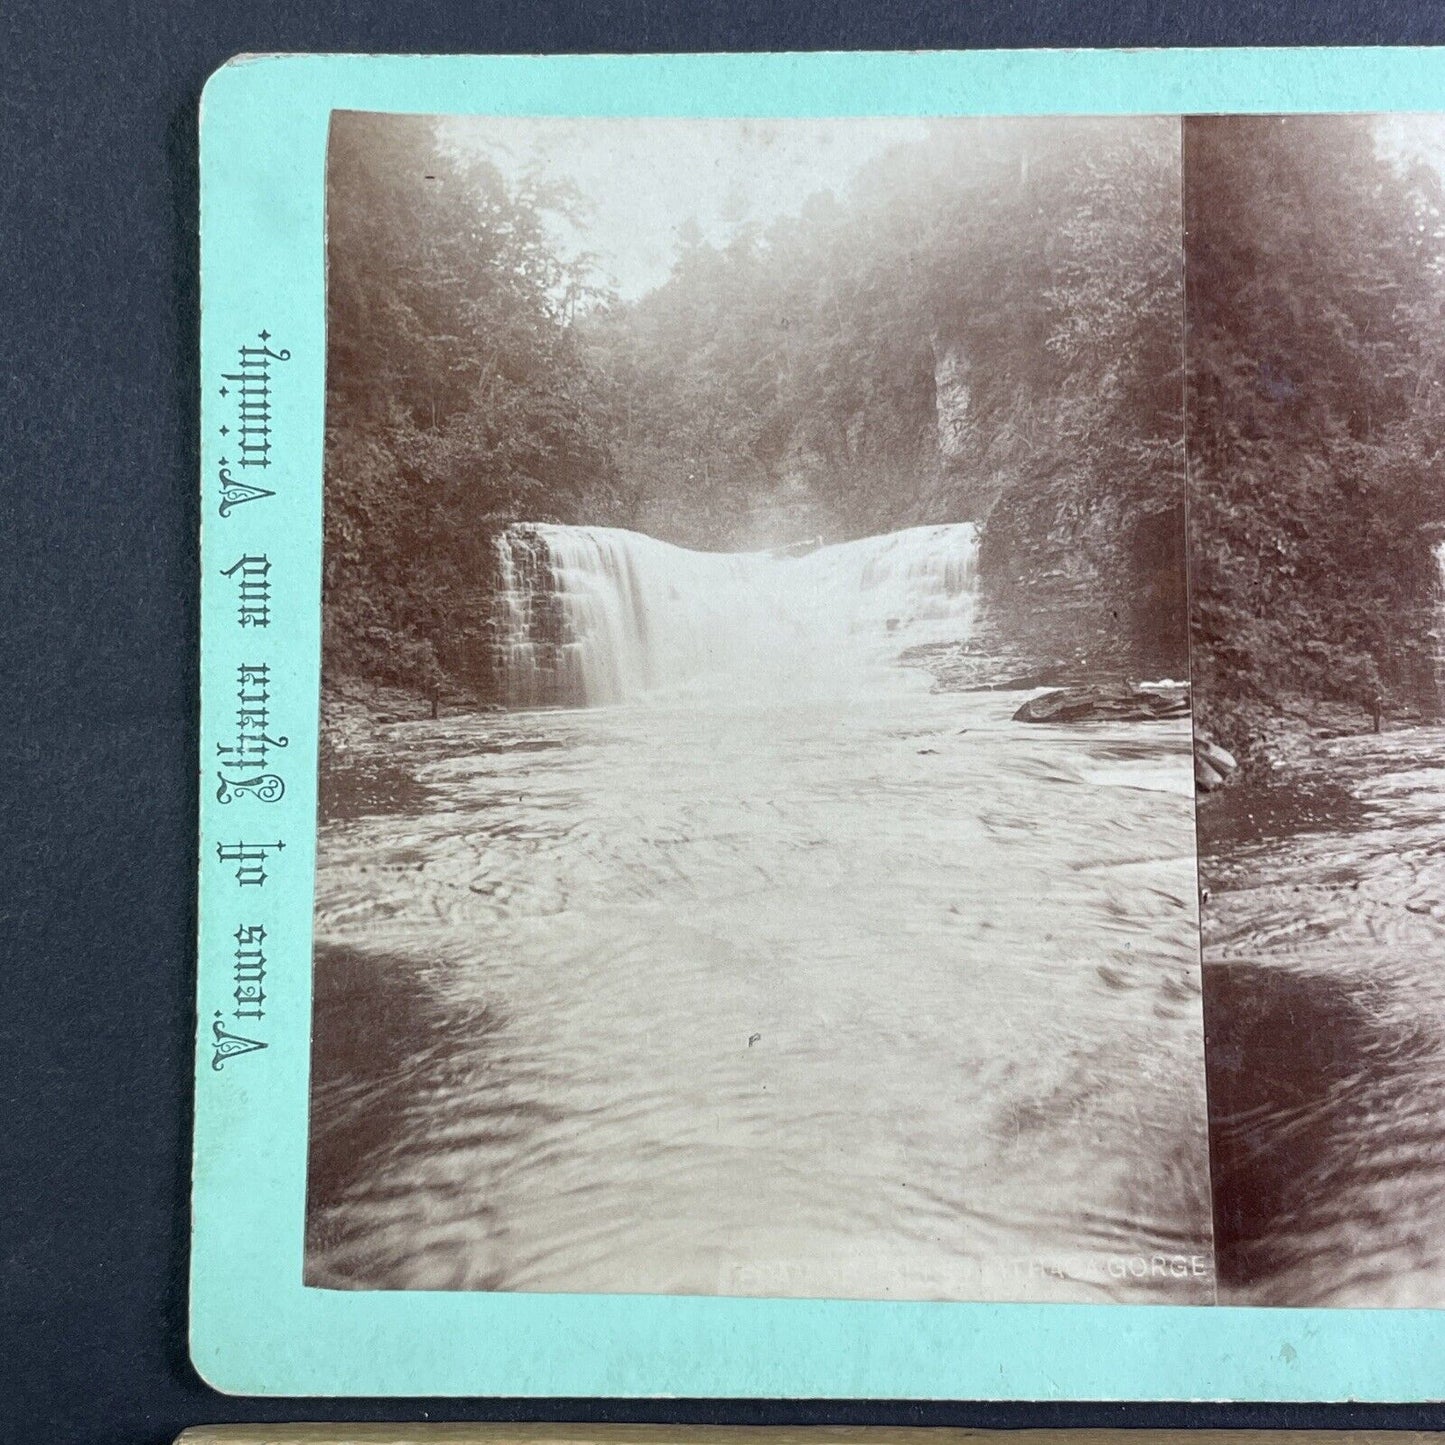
<box><xmin>324</xmin><ymin>112</ymin><xmax>622</xmax><ymax>688</ymax></box>
<box><xmin>1186</xmin><ymin>116</ymin><xmax>1445</xmax><ymax>749</ymax></box>
<box><xmin>602</xmin><ymin>119</ymin><xmax>1184</xmax><ymax>565</ymax></box>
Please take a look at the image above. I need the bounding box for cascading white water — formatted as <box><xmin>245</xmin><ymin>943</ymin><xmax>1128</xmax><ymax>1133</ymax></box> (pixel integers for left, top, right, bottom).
<box><xmin>493</xmin><ymin>522</ymin><xmax>980</xmax><ymax>706</ymax></box>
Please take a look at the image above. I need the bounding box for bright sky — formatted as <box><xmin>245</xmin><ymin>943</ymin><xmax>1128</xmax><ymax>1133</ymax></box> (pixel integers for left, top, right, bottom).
<box><xmin>441</xmin><ymin>116</ymin><xmax>932</xmax><ymax>300</ymax></box>
<box><xmin>434</xmin><ymin>116</ymin><xmax>1443</xmax><ymax>300</ymax></box>
<box><xmin>1378</xmin><ymin>113</ymin><xmax>1445</xmax><ymax>177</ymax></box>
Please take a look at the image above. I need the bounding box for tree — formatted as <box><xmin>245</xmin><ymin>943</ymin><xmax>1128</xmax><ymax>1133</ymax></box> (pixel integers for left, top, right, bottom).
<box><xmin>323</xmin><ymin>112</ymin><xmax>620</xmax><ymax>691</ymax></box>
<box><xmin>1185</xmin><ymin>116</ymin><xmax>1445</xmax><ymax>748</ymax></box>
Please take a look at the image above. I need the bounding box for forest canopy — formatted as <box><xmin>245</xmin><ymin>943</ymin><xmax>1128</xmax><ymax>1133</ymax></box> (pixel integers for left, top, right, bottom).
<box><xmin>1186</xmin><ymin>115</ymin><xmax>1445</xmax><ymax>749</ymax></box>
<box><xmin>324</xmin><ymin>111</ymin><xmax>1187</xmax><ymax>697</ymax></box>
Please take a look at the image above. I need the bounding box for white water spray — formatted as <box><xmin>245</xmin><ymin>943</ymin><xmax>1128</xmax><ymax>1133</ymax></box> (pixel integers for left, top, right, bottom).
<box><xmin>493</xmin><ymin>523</ymin><xmax>980</xmax><ymax>706</ymax></box>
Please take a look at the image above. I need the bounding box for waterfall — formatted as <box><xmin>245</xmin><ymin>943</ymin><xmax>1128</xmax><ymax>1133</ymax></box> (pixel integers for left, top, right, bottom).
<box><xmin>492</xmin><ymin>523</ymin><xmax>980</xmax><ymax>707</ymax></box>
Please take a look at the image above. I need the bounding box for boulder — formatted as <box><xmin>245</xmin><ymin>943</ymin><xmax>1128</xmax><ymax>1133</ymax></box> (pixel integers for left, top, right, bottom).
<box><xmin>1012</xmin><ymin>681</ymin><xmax>1190</xmax><ymax>724</ymax></box>
<box><xmin>1197</xmin><ymin>738</ymin><xmax>1238</xmax><ymax>775</ymax></box>
<box><xmin>1195</xmin><ymin>753</ymin><xmax>1226</xmax><ymax>791</ymax></box>
<box><xmin>1192</xmin><ymin>732</ymin><xmax>1239</xmax><ymax>793</ymax></box>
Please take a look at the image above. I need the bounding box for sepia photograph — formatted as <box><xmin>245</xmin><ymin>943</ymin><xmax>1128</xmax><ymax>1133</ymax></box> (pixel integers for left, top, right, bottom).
<box><xmin>1188</xmin><ymin>114</ymin><xmax>1445</xmax><ymax>1307</ymax></box>
<box><xmin>303</xmin><ymin>111</ymin><xmax>1212</xmax><ymax>1302</ymax></box>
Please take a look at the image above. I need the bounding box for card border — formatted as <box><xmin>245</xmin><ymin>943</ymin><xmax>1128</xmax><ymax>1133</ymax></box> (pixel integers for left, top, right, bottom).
<box><xmin>194</xmin><ymin>47</ymin><xmax>1445</xmax><ymax>1400</ymax></box>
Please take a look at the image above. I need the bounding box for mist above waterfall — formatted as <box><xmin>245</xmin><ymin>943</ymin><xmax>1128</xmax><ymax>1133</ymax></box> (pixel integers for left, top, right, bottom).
<box><xmin>493</xmin><ymin>522</ymin><xmax>980</xmax><ymax>707</ymax></box>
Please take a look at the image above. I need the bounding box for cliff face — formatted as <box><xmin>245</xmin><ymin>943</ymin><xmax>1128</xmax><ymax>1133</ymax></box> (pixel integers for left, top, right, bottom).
<box><xmin>912</xmin><ymin>327</ymin><xmax>1180</xmax><ymax>674</ymax></box>
<box><xmin>913</xmin><ymin>336</ymin><xmax>1010</xmax><ymax>524</ymax></box>
<box><xmin>972</xmin><ymin>461</ymin><xmax>1190</xmax><ymax>679</ymax></box>
<box><xmin>932</xmin><ymin>337</ymin><xmax>973</xmax><ymax>467</ymax></box>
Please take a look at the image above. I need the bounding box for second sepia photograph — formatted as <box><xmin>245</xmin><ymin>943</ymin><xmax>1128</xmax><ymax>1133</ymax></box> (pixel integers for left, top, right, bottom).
<box><xmin>1188</xmin><ymin>113</ymin><xmax>1445</xmax><ymax>1309</ymax></box>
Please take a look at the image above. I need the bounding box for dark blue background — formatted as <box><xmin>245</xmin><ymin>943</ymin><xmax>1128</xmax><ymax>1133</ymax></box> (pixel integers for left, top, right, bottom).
<box><xmin>5</xmin><ymin>4</ymin><xmax>1445</xmax><ymax>1442</ymax></box>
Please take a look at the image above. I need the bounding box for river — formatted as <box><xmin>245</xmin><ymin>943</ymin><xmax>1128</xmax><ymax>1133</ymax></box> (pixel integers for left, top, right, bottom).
<box><xmin>305</xmin><ymin>524</ymin><xmax>1213</xmax><ymax>1301</ymax></box>
<box><xmin>1202</xmin><ymin>723</ymin><xmax>1445</xmax><ymax>1306</ymax></box>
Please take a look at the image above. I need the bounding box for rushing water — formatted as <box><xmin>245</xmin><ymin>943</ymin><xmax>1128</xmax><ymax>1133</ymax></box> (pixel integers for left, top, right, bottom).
<box><xmin>1196</xmin><ymin>547</ymin><xmax>1445</xmax><ymax>1307</ymax></box>
<box><xmin>492</xmin><ymin>523</ymin><xmax>982</xmax><ymax>707</ymax></box>
<box><xmin>307</xmin><ymin>525</ymin><xmax>1213</xmax><ymax>1301</ymax></box>
<box><xmin>1202</xmin><ymin>727</ymin><xmax>1445</xmax><ymax>1306</ymax></box>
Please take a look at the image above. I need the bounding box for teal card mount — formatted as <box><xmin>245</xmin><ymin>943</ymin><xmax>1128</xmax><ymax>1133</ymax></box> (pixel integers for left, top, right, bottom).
<box><xmin>195</xmin><ymin>49</ymin><xmax>1445</xmax><ymax>1399</ymax></box>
